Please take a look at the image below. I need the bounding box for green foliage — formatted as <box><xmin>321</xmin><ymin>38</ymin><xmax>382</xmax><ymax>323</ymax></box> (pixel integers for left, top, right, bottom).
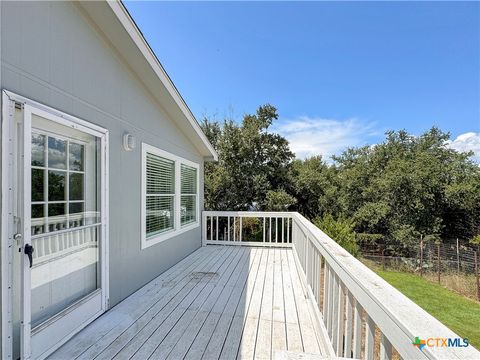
<box><xmin>202</xmin><ymin>105</ymin><xmax>294</xmax><ymax>211</ymax></box>
<box><xmin>331</xmin><ymin>127</ymin><xmax>480</xmax><ymax>254</ymax></box>
<box><xmin>313</xmin><ymin>214</ymin><xmax>359</xmax><ymax>256</ymax></box>
<box><xmin>264</xmin><ymin>189</ymin><xmax>296</xmax><ymax>211</ymax></box>
<box><xmin>203</xmin><ymin>104</ymin><xmax>480</xmax><ymax>255</ymax></box>
<box><xmin>289</xmin><ymin>156</ymin><xmax>340</xmax><ymax>218</ymax></box>
<box><xmin>470</xmin><ymin>234</ymin><xmax>480</xmax><ymax>246</ymax></box>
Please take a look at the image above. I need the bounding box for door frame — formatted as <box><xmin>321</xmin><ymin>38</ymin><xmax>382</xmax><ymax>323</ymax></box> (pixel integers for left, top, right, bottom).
<box><xmin>1</xmin><ymin>90</ymin><xmax>110</xmax><ymax>359</ymax></box>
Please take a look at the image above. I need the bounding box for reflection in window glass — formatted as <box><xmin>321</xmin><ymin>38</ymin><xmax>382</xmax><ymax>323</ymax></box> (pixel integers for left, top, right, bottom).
<box><xmin>32</xmin><ymin>134</ymin><xmax>45</xmax><ymax>166</ymax></box>
<box><xmin>31</xmin><ymin>169</ymin><xmax>44</xmax><ymax>202</ymax></box>
<box><xmin>69</xmin><ymin>202</ymin><xmax>84</xmax><ymax>228</ymax></box>
<box><xmin>69</xmin><ymin>202</ymin><xmax>84</xmax><ymax>215</ymax></box>
<box><xmin>48</xmin><ymin>203</ymin><xmax>66</xmax><ymax>217</ymax></box>
<box><xmin>69</xmin><ymin>143</ymin><xmax>84</xmax><ymax>171</ymax></box>
<box><xmin>32</xmin><ymin>205</ymin><xmax>44</xmax><ymax>219</ymax></box>
<box><xmin>69</xmin><ymin>173</ymin><xmax>84</xmax><ymax>200</ymax></box>
<box><xmin>48</xmin><ymin>137</ymin><xmax>67</xmax><ymax>169</ymax></box>
<box><xmin>48</xmin><ymin>171</ymin><xmax>65</xmax><ymax>201</ymax></box>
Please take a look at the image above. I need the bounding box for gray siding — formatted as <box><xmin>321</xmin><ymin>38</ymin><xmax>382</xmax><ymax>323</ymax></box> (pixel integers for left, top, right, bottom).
<box><xmin>1</xmin><ymin>1</ymin><xmax>205</xmax><ymax>307</ymax></box>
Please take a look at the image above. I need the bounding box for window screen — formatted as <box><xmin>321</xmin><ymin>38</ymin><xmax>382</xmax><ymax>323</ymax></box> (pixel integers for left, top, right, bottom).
<box><xmin>146</xmin><ymin>153</ymin><xmax>175</xmax><ymax>236</ymax></box>
<box><xmin>181</xmin><ymin>164</ymin><xmax>197</xmax><ymax>225</ymax></box>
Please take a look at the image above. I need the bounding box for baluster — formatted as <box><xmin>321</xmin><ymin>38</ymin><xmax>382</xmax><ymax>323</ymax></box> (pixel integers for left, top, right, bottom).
<box><xmin>216</xmin><ymin>216</ymin><xmax>219</xmax><ymax>241</ymax></box>
<box><xmin>55</xmin><ymin>233</ymin><xmax>60</xmax><ymax>253</ymax></box>
<box><xmin>332</xmin><ymin>274</ymin><xmax>339</xmax><ymax>351</ymax></box>
<box><xmin>344</xmin><ymin>291</ymin><xmax>353</xmax><ymax>357</ymax></box>
<box><xmin>282</xmin><ymin>217</ymin><xmax>285</xmax><ymax>243</ymax></box>
<box><xmin>286</xmin><ymin>217</ymin><xmax>290</xmax><ymax>243</ymax></box>
<box><xmin>263</xmin><ymin>217</ymin><xmax>266</xmax><ymax>243</ymax></box>
<box><xmin>228</xmin><ymin>216</ymin><xmax>231</xmax><ymax>241</ymax></box>
<box><xmin>380</xmin><ymin>333</ymin><xmax>393</xmax><ymax>360</ymax></box>
<box><xmin>323</xmin><ymin>264</ymin><xmax>330</xmax><ymax>327</ymax></box>
<box><xmin>313</xmin><ymin>249</ymin><xmax>317</xmax><ymax>302</ymax></box>
<box><xmin>239</xmin><ymin>217</ymin><xmax>243</xmax><ymax>242</ymax></box>
<box><xmin>43</xmin><ymin>236</ymin><xmax>47</xmax><ymax>256</ymax></box>
<box><xmin>365</xmin><ymin>314</ymin><xmax>375</xmax><ymax>360</ymax></box>
<box><xmin>336</xmin><ymin>282</ymin><xmax>345</xmax><ymax>356</ymax></box>
<box><xmin>353</xmin><ymin>300</ymin><xmax>363</xmax><ymax>359</ymax></box>
<box><xmin>327</xmin><ymin>270</ymin><xmax>335</xmax><ymax>338</ymax></box>
<box><xmin>275</xmin><ymin>218</ymin><xmax>278</xmax><ymax>243</ymax></box>
<box><xmin>317</xmin><ymin>252</ymin><xmax>322</xmax><ymax>307</ymax></box>
<box><xmin>31</xmin><ymin>239</ymin><xmax>37</xmax><ymax>259</ymax></box>
<box><xmin>233</xmin><ymin>216</ymin><xmax>236</xmax><ymax>241</ymax></box>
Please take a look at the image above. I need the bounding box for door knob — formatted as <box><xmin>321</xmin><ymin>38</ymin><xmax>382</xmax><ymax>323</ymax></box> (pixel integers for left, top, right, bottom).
<box><xmin>24</xmin><ymin>244</ymin><xmax>34</xmax><ymax>268</ymax></box>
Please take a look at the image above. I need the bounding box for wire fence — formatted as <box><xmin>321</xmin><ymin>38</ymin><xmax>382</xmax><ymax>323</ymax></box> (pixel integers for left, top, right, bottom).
<box><xmin>360</xmin><ymin>239</ymin><xmax>480</xmax><ymax>301</ymax></box>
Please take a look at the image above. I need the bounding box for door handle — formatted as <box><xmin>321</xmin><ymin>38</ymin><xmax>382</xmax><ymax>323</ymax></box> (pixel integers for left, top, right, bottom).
<box><xmin>24</xmin><ymin>244</ymin><xmax>34</xmax><ymax>268</ymax></box>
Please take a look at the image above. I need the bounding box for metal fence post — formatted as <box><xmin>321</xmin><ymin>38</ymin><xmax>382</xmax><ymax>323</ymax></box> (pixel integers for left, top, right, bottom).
<box><xmin>419</xmin><ymin>235</ymin><xmax>424</xmax><ymax>277</ymax></box>
<box><xmin>475</xmin><ymin>251</ymin><xmax>480</xmax><ymax>302</ymax></box>
<box><xmin>437</xmin><ymin>243</ymin><xmax>441</xmax><ymax>284</ymax></box>
<box><xmin>456</xmin><ymin>238</ymin><xmax>460</xmax><ymax>273</ymax></box>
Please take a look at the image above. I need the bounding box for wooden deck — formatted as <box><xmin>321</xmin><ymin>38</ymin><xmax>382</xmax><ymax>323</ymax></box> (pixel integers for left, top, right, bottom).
<box><xmin>49</xmin><ymin>245</ymin><xmax>329</xmax><ymax>359</ymax></box>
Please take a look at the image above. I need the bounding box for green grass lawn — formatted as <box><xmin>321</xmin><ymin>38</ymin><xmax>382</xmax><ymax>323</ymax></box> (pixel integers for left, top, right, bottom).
<box><xmin>374</xmin><ymin>268</ymin><xmax>480</xmax><ymax>350</ymax></box>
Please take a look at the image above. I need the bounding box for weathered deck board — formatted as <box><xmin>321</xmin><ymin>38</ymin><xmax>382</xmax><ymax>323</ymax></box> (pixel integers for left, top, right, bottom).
<box><xmin>49</xmin><ymin>246</ymin><xmax>328</xmax><ymax>360</ymax></box>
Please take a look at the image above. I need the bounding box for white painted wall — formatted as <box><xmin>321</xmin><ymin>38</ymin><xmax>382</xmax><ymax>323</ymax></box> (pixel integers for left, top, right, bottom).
<box><xmin>0</xmin><ymin>2</ymin><xmax>206</xmax><ymax>354</ymax></box>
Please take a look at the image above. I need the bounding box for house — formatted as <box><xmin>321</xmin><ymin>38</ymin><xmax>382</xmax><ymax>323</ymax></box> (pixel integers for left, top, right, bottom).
<box><xmin>1</xmin><ymin>1</ymin><xmax>479</xmax><ymax>360</ymax></box>
<box><xmin>1</xmin><ymin>1</ymin><xmax>217</xmax><ymax>358</ymax></box>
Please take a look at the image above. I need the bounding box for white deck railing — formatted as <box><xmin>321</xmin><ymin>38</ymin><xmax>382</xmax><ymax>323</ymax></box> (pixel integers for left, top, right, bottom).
<box><xmin>202</xmin><ymin>211</ymin><xmax>480</xmax><ymax>360</ymax></box>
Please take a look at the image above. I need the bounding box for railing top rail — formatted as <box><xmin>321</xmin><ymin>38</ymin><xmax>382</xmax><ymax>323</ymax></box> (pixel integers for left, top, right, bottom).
<box><xmin>292</xmin><ymin>212</ymin><xmax>479</xmax><ymax>359</ymax></box>
<box><xmin>203</xmin><ymin>211</ymin><xmax>293</xmax><ymax>217</ymax></box>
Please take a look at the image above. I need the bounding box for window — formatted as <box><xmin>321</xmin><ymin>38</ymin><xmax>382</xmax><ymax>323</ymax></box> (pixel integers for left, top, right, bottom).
<box><xmin>181</xmin><ymin>164</ymin><xmax>197</xmax><ymax>225</ymax></box>
<box><xmin>145</xmin><ymin>153</ymin><xmax>175</xmax><ymax>236</ymax></box>
<box><xmin>142</xmin><ymin>143</ymin><xmax>199</xmax><ymax>248</ymax></box>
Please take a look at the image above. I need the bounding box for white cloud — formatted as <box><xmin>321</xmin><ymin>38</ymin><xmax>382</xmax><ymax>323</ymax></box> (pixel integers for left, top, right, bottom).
<box><xmin>447</xmin><ymin>132</ymin><xmax>480</xmax><ymax>162</ymax></box>
<box><xmin>272</xmin><ymin>116</ymin><xmax>378</xmax><ymax>160</ymax></box>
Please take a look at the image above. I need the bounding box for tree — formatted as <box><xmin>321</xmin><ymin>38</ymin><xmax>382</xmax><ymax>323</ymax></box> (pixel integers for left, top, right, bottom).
<box><xmin>203</xmin><ymin>105</ymin><xmax>480</xmax><ymax>256</ymax></box>
<box><xmin>289</xmin><ymin>156</ymin><xmax>339</xmax><ymax>219</ymax></box>
<box><xmin>314</xmin><ymin>214</ymin><xmax>359</xmax><ymax>256</ymax></box>
<box><xmin>202</xmin><ymin>105</ymin><xmax>294</xmax><ymax>211</ymax></box>
<box><xmin>332</xmin><ymin>127</ymin><xmax>480</xmax><ymax>253</ymax></box>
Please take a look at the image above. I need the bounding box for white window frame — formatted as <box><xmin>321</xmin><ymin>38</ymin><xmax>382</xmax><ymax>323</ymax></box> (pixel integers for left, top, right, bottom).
<box><xmin>141</xmin><ymin>143</ymin><xmax>200</xmax><ymax>249</ymax></box>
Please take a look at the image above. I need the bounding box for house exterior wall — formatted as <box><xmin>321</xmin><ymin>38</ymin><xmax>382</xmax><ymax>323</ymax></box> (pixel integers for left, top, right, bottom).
<box><xmin>0</xmin><ymin>0</ymin><xmax>205</xmax><ymax>311</ymax></box>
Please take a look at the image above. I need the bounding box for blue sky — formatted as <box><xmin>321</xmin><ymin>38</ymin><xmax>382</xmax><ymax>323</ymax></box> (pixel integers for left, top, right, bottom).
<box><xmin>125</xmin><ymin>1</ymin><xmax>480</xmax><ymax>161</ymax></box>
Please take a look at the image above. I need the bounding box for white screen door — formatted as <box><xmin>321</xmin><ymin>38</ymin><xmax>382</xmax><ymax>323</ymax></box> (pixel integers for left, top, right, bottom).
<box><xmin>5</xmin><ymin>97</ymin><xmax>109</xmax><ymax>360</ymax></box>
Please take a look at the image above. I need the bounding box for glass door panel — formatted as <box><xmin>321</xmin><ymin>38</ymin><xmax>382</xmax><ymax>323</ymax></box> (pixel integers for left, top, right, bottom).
<box><xmin>30</xmin><ymin>113</ymin><xmax>102</xmax><ymax>328</ymax></box>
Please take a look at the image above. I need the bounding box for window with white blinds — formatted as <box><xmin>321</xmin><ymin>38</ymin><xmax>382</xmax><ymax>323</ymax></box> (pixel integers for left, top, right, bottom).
<box><xmin>145</xmin><ymin>153</ymin><xmax>175</xmax><ymax>237</ymax></box>
<box><xmin>181</xmin><ymin>164</ymin><xmax>197</xmax><ymax>225</ymax></box>
<box><xmin>142</xmin><ymin>143</ymin><xmax>200</xmax><ymax>248</ymax></box>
